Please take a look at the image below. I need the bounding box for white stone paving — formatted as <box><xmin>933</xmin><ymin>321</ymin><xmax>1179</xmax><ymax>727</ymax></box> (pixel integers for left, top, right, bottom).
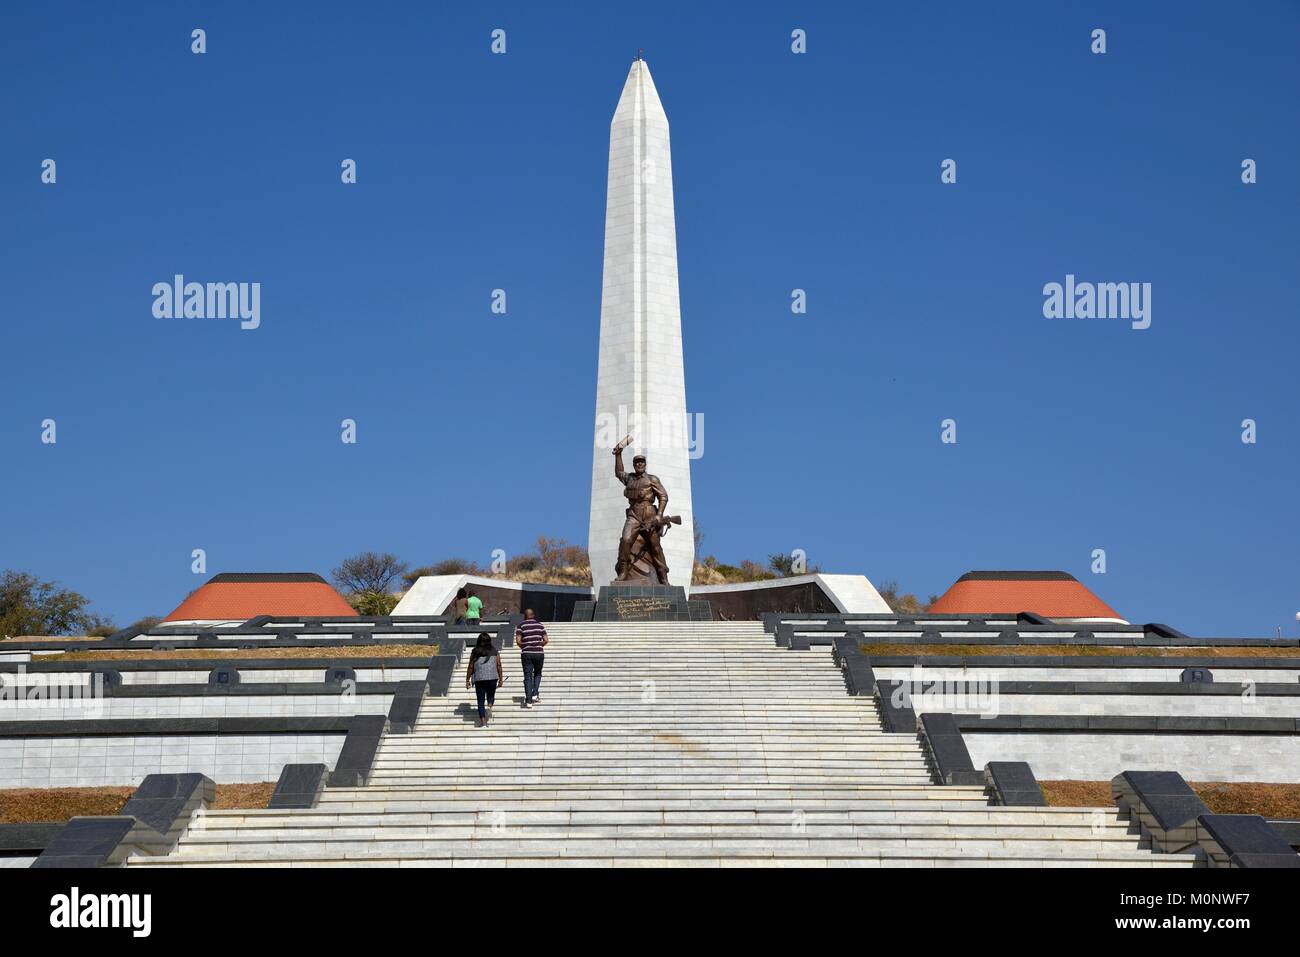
<box><xmin>1</xmin><ymin>734</ymin><xmax>345</xmax><ymax>788</ymax></box>
<box><xmin>127</xmin><ymin>622</ymin><xmax>1196</xmax><ymax>867</ymax></box>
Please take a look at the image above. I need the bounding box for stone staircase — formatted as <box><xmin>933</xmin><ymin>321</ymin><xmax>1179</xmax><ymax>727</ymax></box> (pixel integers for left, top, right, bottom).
<box><xmin>127</xmin><ymin>621</ymin><xmax>1198</xmax><ymax>867</ymax></box>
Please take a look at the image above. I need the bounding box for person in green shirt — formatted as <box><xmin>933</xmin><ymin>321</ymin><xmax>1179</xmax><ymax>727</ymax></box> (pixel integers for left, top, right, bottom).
<box><xmin>465</xmin><ymin>590</ymin><xmax>483</xmax><ymax>625</ymax></box>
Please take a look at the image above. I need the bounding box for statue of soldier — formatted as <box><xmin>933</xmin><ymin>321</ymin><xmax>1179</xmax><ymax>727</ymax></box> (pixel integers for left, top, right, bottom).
<box><xmin>612</xmin><ymin>435</ymin><xmax>671</xmax><ymax>584</ymax></box>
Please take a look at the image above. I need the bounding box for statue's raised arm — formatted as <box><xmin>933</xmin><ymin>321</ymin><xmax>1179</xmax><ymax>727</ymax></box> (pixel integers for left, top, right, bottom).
<box><xmin>612</xmin><ymin>434</ymin><xmax>633</xmax><ymax>485</ymax></box>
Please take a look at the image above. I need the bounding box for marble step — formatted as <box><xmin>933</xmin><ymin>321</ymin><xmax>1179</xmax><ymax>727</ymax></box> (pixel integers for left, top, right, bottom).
<box><xmin>374</xmin><ymin>747</ymin><xmax>927</xmax><ymax>758</ymax></box>
<box><xmin>129</xmin><ymin>857</ymin><xmax>1197</xmax><ymax>868</ymax></box>
<box><xmin>309</xmin><ymin>796</ymin><xmax>1003</xmax><ymax>809</ymax></box>
<box><xmin>370</xmin><ymin>769</ymin><xmax>935</xmax><ymax>779</ymax></box>
<box><xmin>378</xmin><ymin>741</ymin><xmax>915</xmax><ymax>750</ymax></box>
<box><xmin>315</xmin><ymin>786</ymin><xmax>994</xmax><ymax>803</ymax></box>
<box><xmin>408</xmin><ymin>721</ymin><xmax>886</xmax><ymax>730</ymax></box>
<box><xmin>371</xmin><ymin>748</ymin><xmax>930</xmax><ymax>764</ymax></box>
<box><xmin>373</xmin><ymin>747</ymin><xmax>923</xmax><ymax>759</ymax></box>
<box><xmin>175</xmin><ymin>825</ymin><xmax>1146</xmax><ymax>846</ymax></box>
<box><xmin>408</xmin><ymin>723</ymin><xmax>885</xmax><ymax>731</ymax></box>
<box><xmin>386</xmin><ymin>732</ymin><xmax>899</xmax><ymax>741</ymax></box>
<box><xmin>457</xmin><ymin>675</ymin><xmax>838</xmax><ymax>681</ymax></box>
<box><xmin>424</xmin><ymin>698</ymin><xmax>866</xmax><ymax>705</ymax></box>
<box><xmin>123</xmin><ymin>617</ymin><xmax>1192</xmax><ymax>869</ymax></box>
<box><xmin>366</xmin><ymin>764</ymin><xmax>933</xmax><ymax>775</ymax></box>
<box><xmin>403</xmin><ymin>725</ymin><xmax>888</xmax><ymax>733</ymax></box>
<box><xmin>128</xmin><ymin>854</ymin><xmax>1198</xmax><ymax>868</ymax></box>
<box><xmin>130</xmin><ymin>841</ymin><xmax>1195</xmax><ymax>866</ymax></box>
<box><xmin>196</xmin><ymin>806</ymin><xmax>1131</xmax><ymax>826</ymax></box>
<box><xmin>418</xmin><ymin>714</ymin><xmax>875</xmax><ymax>722</ymax></box>
<box><xmin>361</xmin><ymin>780</ymin><xmax>940</xmax><ymax>789</ymax></box>
<box><xmin>447</xmin><ymin>686</ymin><xmax>848</xmax><ymax>692</ymax></box>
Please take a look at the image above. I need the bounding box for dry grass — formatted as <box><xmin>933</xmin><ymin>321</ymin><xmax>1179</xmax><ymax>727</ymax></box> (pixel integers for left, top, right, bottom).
<box><xmin>5</xmin><ymin>635</ymin><xmax>106</xmax><ymax>642</ymax></box>
<box><xmin>1041</xmin><ymin>780</ymin><xmax>1300</xmax><ymax>818</ymax></box>
<box><xmin>43</xmin><ymin>643</ymin><xmax>438</xmax><ymax>662</ymax></box>
<box><xmin>861</xmin><ymin>643</ymin><xmax>1300</xmax><ymax>659</ymax></box>
<box><xmin>210</xmin><ymin>782</ymin><xmax>277</xmax><ymax>810</ymax></box>
<box><xmin>691</xmin><ymin>565</ymin><xmax>733</xmax><ymax>586</ymax></box>
<box><xmin>1192</xmin><ymin>782</ymin><xmax>1300</xmax><ymax>818</ymax></box>
<box><xmin>0</xmin><ymin>782</ymin><xmax>276</xmax><ymax>823</ymax></box>
<box><xmin>1040</xmin><ymin>780</ymin><xmax>1112</xmax><ymax>807</ymax></box>
<box><xmin>482</xmin><ymin>566</ymin><xmax>592</xmax><ymax>587</ymax></box>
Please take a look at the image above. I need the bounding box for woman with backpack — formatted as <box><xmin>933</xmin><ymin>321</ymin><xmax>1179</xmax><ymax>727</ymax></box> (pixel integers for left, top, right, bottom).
<box><xmin>451</xmin><ymin>587</ymin><xmax>469</xmax><ymax>625</ymax></box>
<box><xmin>465</xmin><ymin>632</ymin><xmax>503</xmax><ymax>728</ymax></box>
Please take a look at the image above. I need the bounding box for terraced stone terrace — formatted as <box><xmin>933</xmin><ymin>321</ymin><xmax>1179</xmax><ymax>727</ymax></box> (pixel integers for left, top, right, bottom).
<box><xmin>125</xmin><ymin>621</ymin><xmax>1195</xmax><ymax>867</ymax></box>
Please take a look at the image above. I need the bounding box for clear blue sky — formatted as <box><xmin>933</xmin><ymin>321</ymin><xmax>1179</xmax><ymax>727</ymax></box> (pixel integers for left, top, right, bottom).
<box><xmin>2</xmin><ymin>2</ymin><xmax>1297</xmax><ymax>635</ymax></box>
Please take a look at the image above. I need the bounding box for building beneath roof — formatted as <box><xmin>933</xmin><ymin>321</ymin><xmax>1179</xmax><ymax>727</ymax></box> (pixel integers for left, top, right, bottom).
<box><xmin>393</xmin><ymin>571</ymin><xmax>891</xmax><ymax>620</ymax></box>
<box><xmin>162</xmin><ymin>572</ymin><xmax>357</xmax><ymax>626</ymax></box>
<box><xmin>927</xmin><ymin>570</ymin><xmax>1124</xmax><ymax>623</ymax></box>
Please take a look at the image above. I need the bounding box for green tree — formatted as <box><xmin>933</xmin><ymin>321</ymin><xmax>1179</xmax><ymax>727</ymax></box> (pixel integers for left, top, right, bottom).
<box><xmin>0</xmin><ymin>570</ymin><xmax>112</xmax><ymax>637</ymax></box>
<box><xmin>768</xmin><ymin>552</ymin><xmax>822</xmax><ymax>577</ymax></box>
<box><xmin>349</xmin><ymin>590</ymin><xmax>401</xmax><ymax>615</ymax></box>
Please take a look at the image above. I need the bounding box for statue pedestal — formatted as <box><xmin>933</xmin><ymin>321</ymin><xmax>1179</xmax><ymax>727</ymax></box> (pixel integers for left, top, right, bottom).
<box><xmin>573</xmin><ymin>584</ymin><xmax>713</xmax><ymax>622</ymax></box>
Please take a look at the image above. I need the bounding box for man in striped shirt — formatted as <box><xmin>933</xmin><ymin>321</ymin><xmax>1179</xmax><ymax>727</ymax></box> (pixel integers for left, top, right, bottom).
<box><xmin>515</xmin><ymin>609</ymin><xmax>549</xmax><ymax>708</ymax></box>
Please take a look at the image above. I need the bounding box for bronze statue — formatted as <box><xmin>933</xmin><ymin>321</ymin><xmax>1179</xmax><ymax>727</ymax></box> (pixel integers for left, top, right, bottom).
<box><xmin>611</xmin><ymin>435</ymin><xmax>680</xmax><ymax>584</ymax></box>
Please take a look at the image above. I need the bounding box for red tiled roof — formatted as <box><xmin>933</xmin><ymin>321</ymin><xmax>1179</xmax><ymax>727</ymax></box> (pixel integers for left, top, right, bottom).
<box><xmin>163</xmin><ymin>573</ymin><xmax>357</xmax><ymax>621</ymax></box>
<box><xmin>927</xmin><ymin>571</ymin><xmax>1122</xmax><ymax>620</ymax></box>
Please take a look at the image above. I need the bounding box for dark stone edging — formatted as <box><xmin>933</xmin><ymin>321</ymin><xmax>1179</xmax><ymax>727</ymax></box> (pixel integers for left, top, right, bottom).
<box><xmin>1112</xmin><ymin>770</ymin><xmax>1300</xmax><ymax>867</ymax></box>
<box><xmin>3</xmin><ymin>611</ymin><xmax>489</xmax><ymax>653</ymax></box>
<box><xmin>917</xmin><ymin>713</ymin><xmax>982</xmax><ymax>786</ymax></box>
<box><xmin>15</xmin><ymin>712</ymin><xmax>1276</xmax><ymax>741</ymax></box>
<box><xmin>846</xmin><ymin>679</ymin><xmax>1300</xmax><ymax>697</ymax></box>
<box><xmin>0</xmin><ymin>656</ymin><xmax>448</xmax><ymax>674</ymax></box>
<box><xmin>765</xmin><ymin>614</ymin><xmax>1292</xmax><ymax>649</ymax></box>
<box><xmin>1266</xmin><ymin>820</ymin><xmax>1300</xmax><ymax>849</ymax></box>
<box><xmin>31</xmin><ymin>773</ymin><xmax>214</xmax><ymax>868</ymax></box>
<box><xmin>387</xmin><ymin>680</ymin><xmax>426</xmax><ymax>733</ymax></box>
<box><xmin>328</xmin><ymin>714</ymin><xmax>387</xmax><ymax>787</ymax></box>
<box><xmin>0</xmin><ymin>716</ymin><xmax>355</xmax><ymax>737</ymax></box>
<box><xmin>426</xmin><ymin>657</ymin><xmax>456</xmax><ymax>695</ymax></box>
<box><xmin>0</xmin><ymin>822</ymin><xmax>64</xmax><ymax>853</ymax></box>
<box><xmin>984</xmin><ymin>761</ymin><xmax>1047</xmax><ymax>807</ymax></box>
<box><xmin>875</xmin><ymin>680</ymin><xmax>917</xmax><ymax>733</ymax></box>
<box><xmin>866</xmin><ymin>654</ymin><xmax>1300</xmax><ymax>670</ymax></box>
<box><xmin>953</xmin><ymin>715</ymin><xmax>1300</xmax><ymax>733</ymax></box>
<box><xmin>268</xmin><ymin>763</ymin><xmax>328</xmax><ymax>809</ymax></box>
<box><xmin>7</xmin><ymin>636</ymin><xmax>446</xmax><ymax>653</ymax></box>
<box><xmin>764</xmin><ymin>612</ymin><xmax>1043</xmax><ymax>632</ymax></box>
<box><xmin>854</xmin><ymin>633</ymin><xmax>1290</xmax><ymax>649</ymax></box>
<box><xmin>1198</xmin><ymin>815</ymin><xmax>1300</xmax><ymax>868</ymax></box>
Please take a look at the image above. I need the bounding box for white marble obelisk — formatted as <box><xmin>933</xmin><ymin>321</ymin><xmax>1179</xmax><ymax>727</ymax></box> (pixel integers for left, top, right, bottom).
<box><xmin>588</xmin><ymin>58</ymin><xmax>695</xmax><ymax>588</ymax></box>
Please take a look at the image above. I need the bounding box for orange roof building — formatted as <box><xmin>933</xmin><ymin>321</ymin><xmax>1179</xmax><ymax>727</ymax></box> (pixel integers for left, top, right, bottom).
<box><xmin>927</xmin><ymin>571</ymin><xmax>1123</xmax><ymax>622</ymax></box>
<box><xmin>163</xmin><ymin>573</ymin><xmax>358</xmax><ymax>623</ymax></box>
